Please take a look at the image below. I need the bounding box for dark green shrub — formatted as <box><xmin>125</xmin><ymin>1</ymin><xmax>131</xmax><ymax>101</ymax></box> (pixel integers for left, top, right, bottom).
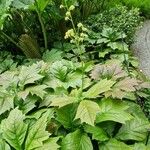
<box><xmin>85</xmin><ymin>5</ymin><xmax>142</xmax><ymax>44</ymax></box>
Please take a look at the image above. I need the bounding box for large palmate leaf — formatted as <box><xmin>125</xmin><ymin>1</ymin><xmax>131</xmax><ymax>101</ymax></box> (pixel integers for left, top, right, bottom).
<box><xmin>20</xmin><ymin>96</ymin><xmax>37</xmax><ymax>114</ymax></box>
<box><xmin>100</xmin><ymin>139</ymin><xmax>132</xmax><ymax>150</ymax></box>
<box><xmin>105</xmin><ymin>77</ymin><xmax>139</xmax><ymax>99</ymax></box>
<box><xmin>75</xmin><ymin>100</ymin><xmax>100</xmax><ymax>126</ymax></box>
<box><xmin>50</xmin><ymin>95</ymin><xmax>77</xmax><ymax>108</ymax></box>
<box><xmin>91</xmin><ymin>60</ymin><xmax>127</xmax><ymax>80</ymax></box>
<box><xmin>18</xmin><ymin>85</ymin><xmax>47</xmax><ymax>100</ymax></box>
<box><xmin>116</xmin><ymin>103</ymin><xmax>150</xmax><ymax>141</ymax></box>
<box><xmin>36</xmin><ymin>137</ymin><xmax>60</xmax><ymax>150</ymax></box>
<box><xmin>56</xmin><ymin>104</ymin><xmax>77</xmax><ymax>129</ymax></box>
<box><xmin>1</xmin><ymin>108</ymin><xmax>27</xmax><ymax>150</ymax></box>
<box><xmin>19</xmin><ymin>63</ymin><xmax>44</xmax><ymax>86</ymax></box>
<box><xmin>42</xmin><ymin>49</ymin><xmax>63</xmax><ymax>63</ymax></box>
<box><xmin>96</xmin><ymin>99</ymin><xmax>132</xmax><ymax>124</ymax></box>
<box><xmin>83</xmin><ymin>79</ymin><xmax>115</xmax><ymax>98</ymax></box>
<box><xmin>0</xmin><ymin>71</ymin><xmax>18</xmax><ymax>88</ymax></box>
<box><xmin>61</xmin><ymin>129</ymin><xmax>93</xmax><ymax>150</ymax></box>
<box><xmin>0</xmin><ymin>139</ymin><xmax>11</xmax><ymax>150</ymax></box>
<box><xmin>25</xmin><ymin>112</ymin><xmax>50</xmax><ymax>150</ymax></box>
<box><xmin>84</xmin><ymin>124</ymin><xmax>109</xmax><ymax>141</ymax></box>
<box><xmin>0</xmin><ymin>88</ymin><xmax>14</xmax><ymax>115</ymax></box>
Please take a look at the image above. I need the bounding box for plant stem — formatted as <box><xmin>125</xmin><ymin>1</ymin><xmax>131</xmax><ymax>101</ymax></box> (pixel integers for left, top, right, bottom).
<box><xmin>1</xmin><ymin>31</ymin><xmax>23</xmax><ymax>50</ymax></box>
<box><xmin>35</xmin><ymin>1</ymin><xmax>48</xmax><ymax>49</ymax></box>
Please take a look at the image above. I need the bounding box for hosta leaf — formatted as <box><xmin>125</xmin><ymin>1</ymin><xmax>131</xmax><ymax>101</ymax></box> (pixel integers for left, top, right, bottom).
<box><xmin>84</xmin><ymin>124</ymin><xmax>109</xmax><ymax>141</ymax></box>
<box><xmin>75</xmin><ymin>100</ymin><xmax>100</xmax><ymax>126</ymax></box>
<box><xmin>100</xmin><ymin>139</ymin><xmax>132</xmax><ymax>150</ymax></box>
<box><xmin>96</xmin><ymin>99</ymin><xmax>132</xmax><ymax>124</ymax></box>
<box><xmin>116</xmin><ymin>103</ymin><xmax>150</xmax><ymax>141</ymax></box>
<box><xmin>83</xmin><ymin>79</ymin><xmax>115</xmax><ymax>98</ymax></box>
<box><xmin>0</xmin><ymin>139</ymin><xmax>11</xmax><ymax>150</ymax></box>
<box><xmin>61</xmin><ymin>129</ymin><xmax>93</xmax><ymax>150</ymax></box>
<box><xmin>25</xmin><ymin>112</ymin><xmax>50</xmax><ymax>150</ymax></box>
<box><xmin>36</xmin><ymin>137</ymin><xmax>60</xmax><ymax>150</ymax></box>
<box><xmin>56</xmin><ymin>104</ymin><xmax>78</xmax><ymax>129</ymax></box>
<box><xmin>50</xmin><ymin>95</ymin><xmax>76</xmax><ymax>108</ymax></box>
<box><xmin>1</xmin><ymin>108</ymin><xmax>27</xmax><ymax>150</ymax></box>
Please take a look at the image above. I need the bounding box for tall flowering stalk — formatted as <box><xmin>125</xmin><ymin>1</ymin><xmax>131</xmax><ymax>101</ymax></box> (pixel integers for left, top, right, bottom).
<box><xmin>60</xmin><ymin>3</ymin><xmax>89</xmax><ymax>95</ymax></box>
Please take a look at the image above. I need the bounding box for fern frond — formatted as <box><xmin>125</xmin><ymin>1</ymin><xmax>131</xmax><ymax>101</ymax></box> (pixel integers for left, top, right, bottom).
<box><xmin>19</xmin><ymin>34</ymin><xmax>41</xmax><ymax>59</ymax></box>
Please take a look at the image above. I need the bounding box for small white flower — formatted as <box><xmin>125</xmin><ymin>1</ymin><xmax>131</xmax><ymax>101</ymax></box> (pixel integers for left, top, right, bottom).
<box><xmin>60</xmin><ymin>5</ymin><xmax>64</xmax><ymax>9</ymax></box>
<box><xmin>69</xmin><ymin>5</ymin><xmax>75</xmax><ymax>11</ymax></box>
<box><xmin>77</xmin><ymin>23</ymin><xmax>83</xmax><ymax>28</ymax></box>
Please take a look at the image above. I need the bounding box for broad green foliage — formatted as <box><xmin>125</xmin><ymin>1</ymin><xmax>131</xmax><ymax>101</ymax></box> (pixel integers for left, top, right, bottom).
<box><xmin>0</xmin><ymin>58</ymin><xmax>148</xmax><ymax>149</ymax></box>
<box><xmin>0</xmin><ymin>138</ymin><xmax>11</xmax><ymax>150</ymax></box>
<box><xmin>0</xmin><ymin>1</ymin><xmax>150</xmax><ymax>149</ymax></box>
<box><xmin>96</xmin><ymin>99</ymin><xmax>132</xmax><ymax>124</ymax></box>
<box><xmin>75</xmin><ymin>100</ymin><xmax>100</xmax><ymax>126</ymax></box>
<box><xmin>116</xmin><ymin>103</ymin><xmax>150</xmax><ymax>141</ymax></box>
<box><xmin>83</xmin><ymin>79</ymin><xmax>115</xmax><ymax>98</ymax></box>
<box><xmin>1</xmin><ymin>108</ymin><xmax>27</xmax><ymax>150</ymax></box>
<box><xmin>61</xmin><ymin>129</ymin><xmax>93</xmax><ymax>150</ymax></box>
<box><xmin>100</xmin><ymin>139</ymin><xmax>132</xmax><ymax>150</ymax></box>
<box><xmin>25</xmin><ymin>112</ymin><xmax>50</xmax><ymax>150</ymax></box>
<box><xmin>84</xmin><ymin>124</ymin><xmax>109</xmax><ymax>141</ymax></box>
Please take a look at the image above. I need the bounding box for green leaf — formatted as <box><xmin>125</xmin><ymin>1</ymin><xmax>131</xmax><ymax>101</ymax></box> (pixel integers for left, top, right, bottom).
<box><xmin>96</xmin><ymin>99</ymin><xmax>132</xmax><ymax>124</ymax></box>
<box><xmin>133</xmin><ymin>143</ymin><xmax>150</xmax><ymax>150</ymax></box>
<box><xmin>19</xmin><ymin>64</ymin><xmax>43</xmax><ymax>86</ymax></box>
<box><xmin>26</xmin><ymin>85</ymin><xmax>47</xmax><ymax>99</ymax></box>
<box><xmin>12</xmin><ymin>0</ymin><xmax>34</xmax><ymax>9</ymax></box>
<box><xmin>20</xmin><ymin>96</ymin><xmax>37</xmax><ymax>114</ymax></box>
<box><xmin>84</xmin><ymin>124</ymin><xmax>109</xmax><ymax>141</ymax></box>
<box><xmin>36</xmin><ymin>0</ymin><xmax>52</xmax><ymax>12</ymax></box>
<box><xmin>61</xmin><ymin>129</ymin><xmax>93</xmax><ymax>150</ymax></box>
<box><xmin>107</xmin><ymin>42</ymin><xmax>129</xmax><ymax>51</ymax></box>
<box><xmin>56</xmin><ymin>104</ymin><xmax>77</xmax><ymax>129</ymax></box>
<box><xmin>25</xmin><ymin>112</ymin><xmax>50</xmax><ymax>150</ymax></box>
<box><xmin>83</xmin><ymin>79</ymin><xmax>115</xmax><ymax>98</ymax></box>
<box><xmin>99</xmin><ymin>49</ymin><xmax>110</xmax><ymax>58</ymax></box>
<box><xmin>0</xmin><ymin>0</ymin><xmax>13</xmax><ymax>29</ymax></box>
<box><xmin>75</xmin><ymin>100</ymin><xmax>100</xmax><ymax>126</ymax></box>
<box><xmin>100</xmin><ymin>139</ymin><xmax>132</xmax><ymax>150</ymax></box>
<box><xmin>42</xmin><ymin>49</ymin><xmax>63</xmax><ymax>63</ymax></box>
<box><xmin>0</xmin><ymin>139</ymin><xmax>11</xmax><ymax>150</ymax></box>
<box><xmin>1</xmin><ymin>108</ymin><xmax>27</xmax><ymax>150</ymax></box>
<box><xmin>0</xmin><ymin>89</ymin><xmax>14</xmax><ymax>115</ymax></box>
<box><xmin>116</xmin><ymin>103</ymin><xmax>150</xmax><ymax>141</ymax></box>
<box><xmin>36</xmin><ymin>137</ymin><xmax>60</xmax><ymax>150</ymax></box>
<box><xmin>50</xmin><ymin>95</ymin><xmax>76</xmax><ymax>108</ymax></box>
